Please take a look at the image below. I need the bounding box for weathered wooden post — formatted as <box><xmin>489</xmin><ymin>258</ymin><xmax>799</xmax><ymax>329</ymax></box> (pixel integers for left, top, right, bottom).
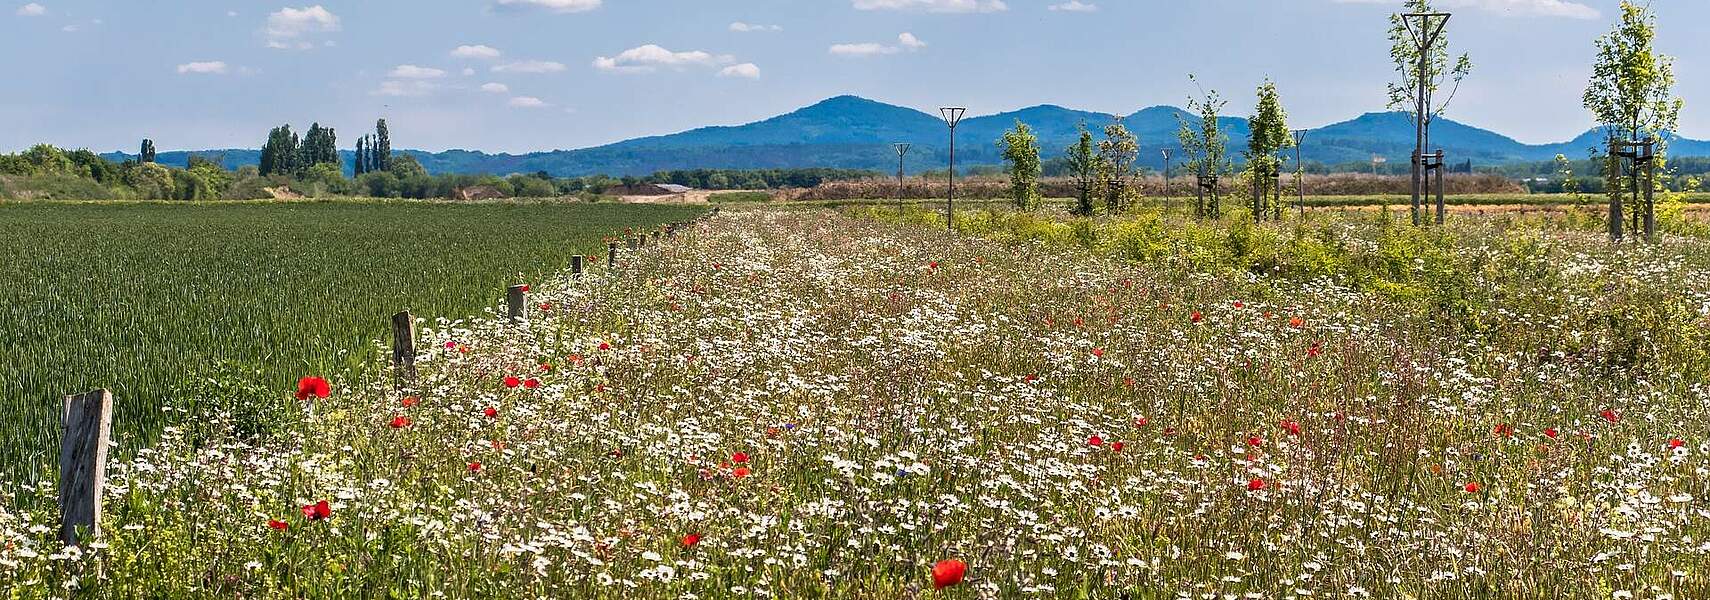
<box><xmin>391</xmin><ymin>311</ymin><xmax>416</xmax><ymax>386</ymax></box>
<box><xmin>1434</xmin><ymin>152</ymin><xmax>1446</xmax><ymax>225</ymax></box>
<box><xmin>570</xmin><ymin>255</ymin><xmax>584</xmax><ymax>277</ymax></box>
<box><xmin>506</xmin><ymin>285</ymin><xmax>527</xmax><ymax>323</ymax></box>
<box><xmin>608</xmin><ymin>242</ymin><xmax>618</xmax><ymax>268</ymax></box>
<box><xmin>60</xmin><ymin>389</ymin><xmax>113</xmax><ymax>545</ymax></box>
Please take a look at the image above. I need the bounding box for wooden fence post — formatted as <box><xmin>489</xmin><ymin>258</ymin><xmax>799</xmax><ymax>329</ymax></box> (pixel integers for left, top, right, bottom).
<box><xmin>506</xmin><ymin>285</ymin><xmax>527</xmax><ymax>323</ymax></box>
<box><xmin>391</xmin><ymin>311</ymin><xmax>416</xmax><ymax>386</ymax></box>
<box><xmin>570</xmin><ymin>255</ymin><xmax>584</xmax><ymax>277</ymax></box>
<box><xmin>608</xmin><ymin>242</ymin><xmax>618</xmax><ymax>269</ymax></box>
<box><xmin>60</xmin><ymin>389</ymin><xmax>112</xmax><ymax>545</ymax></box>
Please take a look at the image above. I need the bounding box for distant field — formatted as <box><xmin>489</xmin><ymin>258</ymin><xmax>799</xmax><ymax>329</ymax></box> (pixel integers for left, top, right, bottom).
<box><xmin>0</xmin><ymin>200</ymin><xmax>703</xmax><ymax>482</ymax></box>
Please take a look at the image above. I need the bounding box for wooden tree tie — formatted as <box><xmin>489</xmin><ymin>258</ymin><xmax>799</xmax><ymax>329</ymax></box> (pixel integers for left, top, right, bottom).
<box><xmin>607</xmin><ymin>242</ymin><xmax>618</xmax><ymax>269</ymax></box>
<box><xmin>60</xmin><ymin>389</ymin><xmax>113</xmax><ymax>545</ymax></box>
<box><xmin>506</xmin><ymin>285</ymin><xmax>527</xmax><ymax>322</ymax></box>
<box><xmin>391</xmin><ymin>311</ymin><xmax>417</xmax><ymax>385</ymax></box>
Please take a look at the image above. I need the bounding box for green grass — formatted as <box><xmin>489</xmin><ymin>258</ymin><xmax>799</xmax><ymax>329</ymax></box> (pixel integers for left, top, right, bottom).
<box><xmin>0</xmin><ymin>200</ymin><xmax>703</xmax><ymax>482</ymax></box>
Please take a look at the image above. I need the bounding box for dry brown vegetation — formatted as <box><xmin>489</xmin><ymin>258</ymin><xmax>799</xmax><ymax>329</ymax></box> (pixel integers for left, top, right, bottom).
<box><xmin>786</xmin><ymin>172</ymin><xmax>1524</xmax><ymax>201</ymax></box>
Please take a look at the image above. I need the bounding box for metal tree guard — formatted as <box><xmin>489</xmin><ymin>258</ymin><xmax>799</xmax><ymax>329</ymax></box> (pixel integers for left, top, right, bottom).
<box><xmin>939</xmin><ymin>107</ymin><xmax>966</xmax><ymax>232</ymax></box>
<box><xmin>893</xmin><ymin>142</ymin><xmax>912</xmax><ymax>200</ymax></box>
<box><xmin>1292</xmin><ymin>130</ymin><xmax>1308</xmax><ymax>217</ymax></box>
<box><xmin>1401</xmin><ymin>11</ymin><xmax>1451</xmax><ymax>226</ymax></box>
<box><xmin>1609</xmin><ymin>137</ymin><xmax>1656</xmax><ymax>242</ymax></box>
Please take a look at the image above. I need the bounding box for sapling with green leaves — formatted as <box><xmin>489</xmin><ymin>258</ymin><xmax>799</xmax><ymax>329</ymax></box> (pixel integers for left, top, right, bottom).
<box><xmin>998</xmin><ymin>120</ymin><xmax>1043</xmax><ymax>211</ymax></box>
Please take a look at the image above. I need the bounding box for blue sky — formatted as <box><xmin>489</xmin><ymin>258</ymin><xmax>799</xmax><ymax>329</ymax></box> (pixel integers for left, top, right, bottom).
<box><xmin>2</xmin><ymin>0</ymin><xmax>1705</xmax><ymax>153</ymax></box>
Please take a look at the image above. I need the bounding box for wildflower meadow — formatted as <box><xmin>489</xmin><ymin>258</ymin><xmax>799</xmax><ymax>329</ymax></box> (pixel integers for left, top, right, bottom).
<box><xmin>1</xmin><ymin>207</ymin><xmax>1707</xmax><ymax>598</ymax></box>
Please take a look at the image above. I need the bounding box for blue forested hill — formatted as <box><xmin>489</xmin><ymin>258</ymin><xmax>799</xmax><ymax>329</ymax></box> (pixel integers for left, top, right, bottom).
<box><xmin>102</xmin><ymin>95</ymin><xmax>1710</xmax><ymax>177</ymax></box>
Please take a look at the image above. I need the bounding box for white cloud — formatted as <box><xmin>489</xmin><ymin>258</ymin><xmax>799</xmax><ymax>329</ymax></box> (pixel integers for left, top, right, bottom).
<box><xmin>226</xmin><ymin>10</ymin><xmax>238</xmax><ymax>17</ymax></box>
<box><xmin>15</xmin><ymin>3</ymin><xmax>45</xmax><ymax>16</ymax></box>
<box><xmin>851</xmin><ymin>0</ymin><xmax>1006</xmax><ymax>13</ymax></box>
<box><xmin>1048</xmin><ymin>1</ymin><xmax>1097</xmax><ymax>12</ymax></box>
<box><xmin>1331</xmin><ymin>0</ymin><xmax>1597</xmax><ymax>19</ymax></box>
<box><xmin>593</xmin><ymin>44</ymin><xmax>732</xmax><ymax>73</ymax></box>
<box><xmin>729</xmin><ymin>21</ymin><xmax>782</xmax><ymax>32</ymax></box>
<box><xmin>830</xmin><ymin>43</ymin><xmax>898</xmax><ymax>57</ymax></box>
<box><xmin>451</xmin><ymin>44</ymin><xmax>502</xmax><ymax>59</ymax></box>
<box><xmin>831</xmin><ymin>33</ymin><xmax>926</xmax><ymax>57</ymax></box>
<box><xmin>493</xmin><ymin>0</ymin><xmax>600</xmax><ymax>13</ymax></box>
<box><xmin>372</xmin><ymin>80</ymin><xmax>439</xmax><ymax>97</ymax></box>
<box><xmin>264</xmin><ymin>5</ymin><xmax>340</xmax><ymax>49</ymax></box>
<box><xmin>461</xmin><ymin>67</ymin><xmax>476</xmax><ymax>76</ymax></box>
<box><xmin>492</xmin><ymin>60</ymin><xmax>567</xmax><ymax>73</ymax></box>
<box><xmin>176</xmin><ymin>61</ymin><xmax>229</xmax><ymax>75</ymax></box>
<box><xmin>388</xmin><ymin>64</ymin><xmax>447</xmax><ymax>79</ymax></box>
<box><xmin>719</xmin><ymin>63</ymin><xmax>761</xmax><ymax>79</ymax></box>
<box><xmin>480</xmin><ymin>82</ymin><xmax>510</xmax><ymax>93</ymax></box>
<box><xmin>508</xmin><ymin>96</ymin><xmax>549</xmax><ymax>108</ymax></box>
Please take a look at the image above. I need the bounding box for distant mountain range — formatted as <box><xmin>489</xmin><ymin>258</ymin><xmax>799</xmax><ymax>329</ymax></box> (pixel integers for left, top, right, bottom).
<box><xmin>104</xmin><ymin>95</ymin><xmax>1710</xmax><ymax>177</ymax></box>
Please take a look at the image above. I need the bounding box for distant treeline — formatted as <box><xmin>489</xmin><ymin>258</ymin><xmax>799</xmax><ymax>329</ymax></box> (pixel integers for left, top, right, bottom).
<box><xmin>0</xmin><ymin>141</ymin><xmax>883</xmax><ymax>201</ymax></box>
<box><xmin>638</xmin><ymin>168</ymin><xmax>879</xmax><ymax>190</ymax></box>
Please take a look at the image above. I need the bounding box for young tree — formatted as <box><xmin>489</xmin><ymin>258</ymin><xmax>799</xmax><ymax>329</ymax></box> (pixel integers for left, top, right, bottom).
<box><xmin>1097</xmin><ymin>121</ymin><xmax>1138</xmax><ymax>214</ymax></box>
<box><xmin>998</xmin><ymin>120</ymin><xmax>1042</xmax><ymax>210</ymax></box>
<box><xmin>1583</xmin><ymin>1</ymin><xmax>1682</xmax><ymax>212</ymax></box>
<box><xmin>1178</xmin><ymin>77</ymin><xmax>1232</xmax><ymax>219</ymax></box>
<box><xmin>1387</xmin><ymin>0</ymin><xmax>1472</xmax><ymax>143</ymax></box>
<box><xmin>139</xmin><ymin>139</ymin><xmax>156</xmax><ymax>164</ymax></box>
<box><xmin>1065</xmin><ymin>123</ymin><xmax>1100</xmax><ymax>216</ymax></box>
<box><xmin>1246</xmin><ymin>79</ymin><xmax>1293</xmax><ymax>220</ymax></box>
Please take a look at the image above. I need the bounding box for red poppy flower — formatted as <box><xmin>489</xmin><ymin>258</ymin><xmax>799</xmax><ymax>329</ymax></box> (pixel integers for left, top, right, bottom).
<box><xmin>732</xmin><ymin>466</ymin><xmax>751</xmax><ymax>479</ymax></box>
<box><xmin>928</xmin><ymin>261</ymin><xmax>939</xmax><ymax>270</ymax></box>
<box><xmin>1087</xmin><ymin>435</ymin><xmax>1104</xmax><ymax>447</ymax></box>
<box><xmin>682</xmin><ymin>533</ymin><xmax>702</xmax><ymax>548</ymax></box>
<box><xmin>1599</xmin><ymin>409</ymin><xmax>1619</xmax><ymax>423</ymax></box>
<box><xmin>1123</xmin><ymin>377</ymin><xmax>1135</xmax><ymax>387</ymax></box>
<box><xmin>519</xmin><ymin>284</ymin><xmax>531</xmax><ymax>292</ymax></box>
<box><xmin>1110</xmin><ymin>441</ymin><xmax>1124</xmax><ymax>452</ymax></box>
<box><xmin>302</xmin><ymin>500</ymin><xmax>331</xmax><ymax>520</ymax></box>
<box><xmin>1307</xmin><ymin>342</ymin><xmax>1322</xmax><ymax>358</ymax></box>
<box><xmin>539</xmin><ymin>302</ymin><xmax>553</xmax><ymax>311</ymax></box>
<box><xmin>1072</xmin><ymin>317</ymin><xmax>1084</xmax><ymax>327</ymax></box>
<box><xmin>503</xmin><ymin>376</ymin><xmax>521</xmax><ymax>389</ymax></box>
<box><xmin>444</xmin><ymin>341</ymin><xmax>457</xmax><ymax>349</ymax></box>
<box><xmin>1023</xmin><ymin>374</ymin><xmax>1038</xmax><ymax>383</ymax></box>
<box><xmin>1190</xmin><ymin>311</ymin><xmax>1204</xmax><ymax>323</ymax></box>
<box><xmin>1135</xmin><ymin>417</ymin><xmax>1148</xmax><ymax>427</ymax></box>
<box><xmin>1233</xmin><ymin>301</ymin><xmax>1244</xmax><ymax>309</ymax></box>
<box><xmin>400</xmin><ymin>396</ymin><xmax>419</xmax><ymax>408</ymax></box>
<box><xmin>731</xmin><ymin>452</ymin><xmax>750</xmax><ymax>464</ymax></box>
<box><xmin>1247</xmin><ymin>435</ymin><xmax>1264</xmax><ymax>447</ymax></box>
<box><xmin>295</xmin><ymin>377</ymin><xmax>330</xmax><ymax>401</ymax></box>
<box><xmin>931</xmin><ymin>559</ymin><xmax>966</xmax><ymax>590</ymax></box>
<box><xmin>388</xmin><ymin>415</ymin><xmax>411</xmax><ymax>429</ymax></box>
<box><xmin>523</xmin><ymin>378</ymin><xmax>540</xmax><ymax>389</ymax></box>
<box><xmin>1669</xmin><ymin>438</ymin><xmax>1686</xmax><ymax>449</ymax></box>
<box><xmin>468</xmin><ymin>461</ymin><xmax>482</xmax><ymax>472</ymax></box>
<box><xmin>483</xmin><ymin>406</ymin><xmax>498</xmax><ymax>418</ymax></box>
<box><xmin>1494</xmin><ymin>423</ymin><xmax>1513</xmax><ymax>437</ymax></box>
<box><xmin>598</xmin><ymin>342</ymin><xmax>611</xmax><ymax>351</ymax></box>
<box><xmin>539</xmin><ymin>363</ymin><xmax>552</xmax><ymax>372</ymax></box>
<box><xmin>1280</xmin><ymin>420</ymin><xmax>1301</xmax><ymax>436</ymax></box>
<box><xmin>1091</xmin><ymin>347</ymin><xmax>1105</xmax><ymax>358</ymax></box>
<box><xmin>1288</xmin><ymin>316</ymin><xmax>1304</xmax><ymax>328</ymax></box>
<box><xmin>1464</xmin><ymin>482</ymin><xmax>1481</xmax><ymax>493</ymax></box>
<box><xmin>1543</xmin><ymin>428</ymin><xmax>1559</xmax><ymax>439</ymax></box>
<box><xmin>267</xmin><ymin>519</ymin><xmax>289</xmax><ymax>531</ymax></box>
<box><xmin>1247</xmin><ymin>478</ymin><xmax>1265</xmax><ymax>491</ymax></box>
